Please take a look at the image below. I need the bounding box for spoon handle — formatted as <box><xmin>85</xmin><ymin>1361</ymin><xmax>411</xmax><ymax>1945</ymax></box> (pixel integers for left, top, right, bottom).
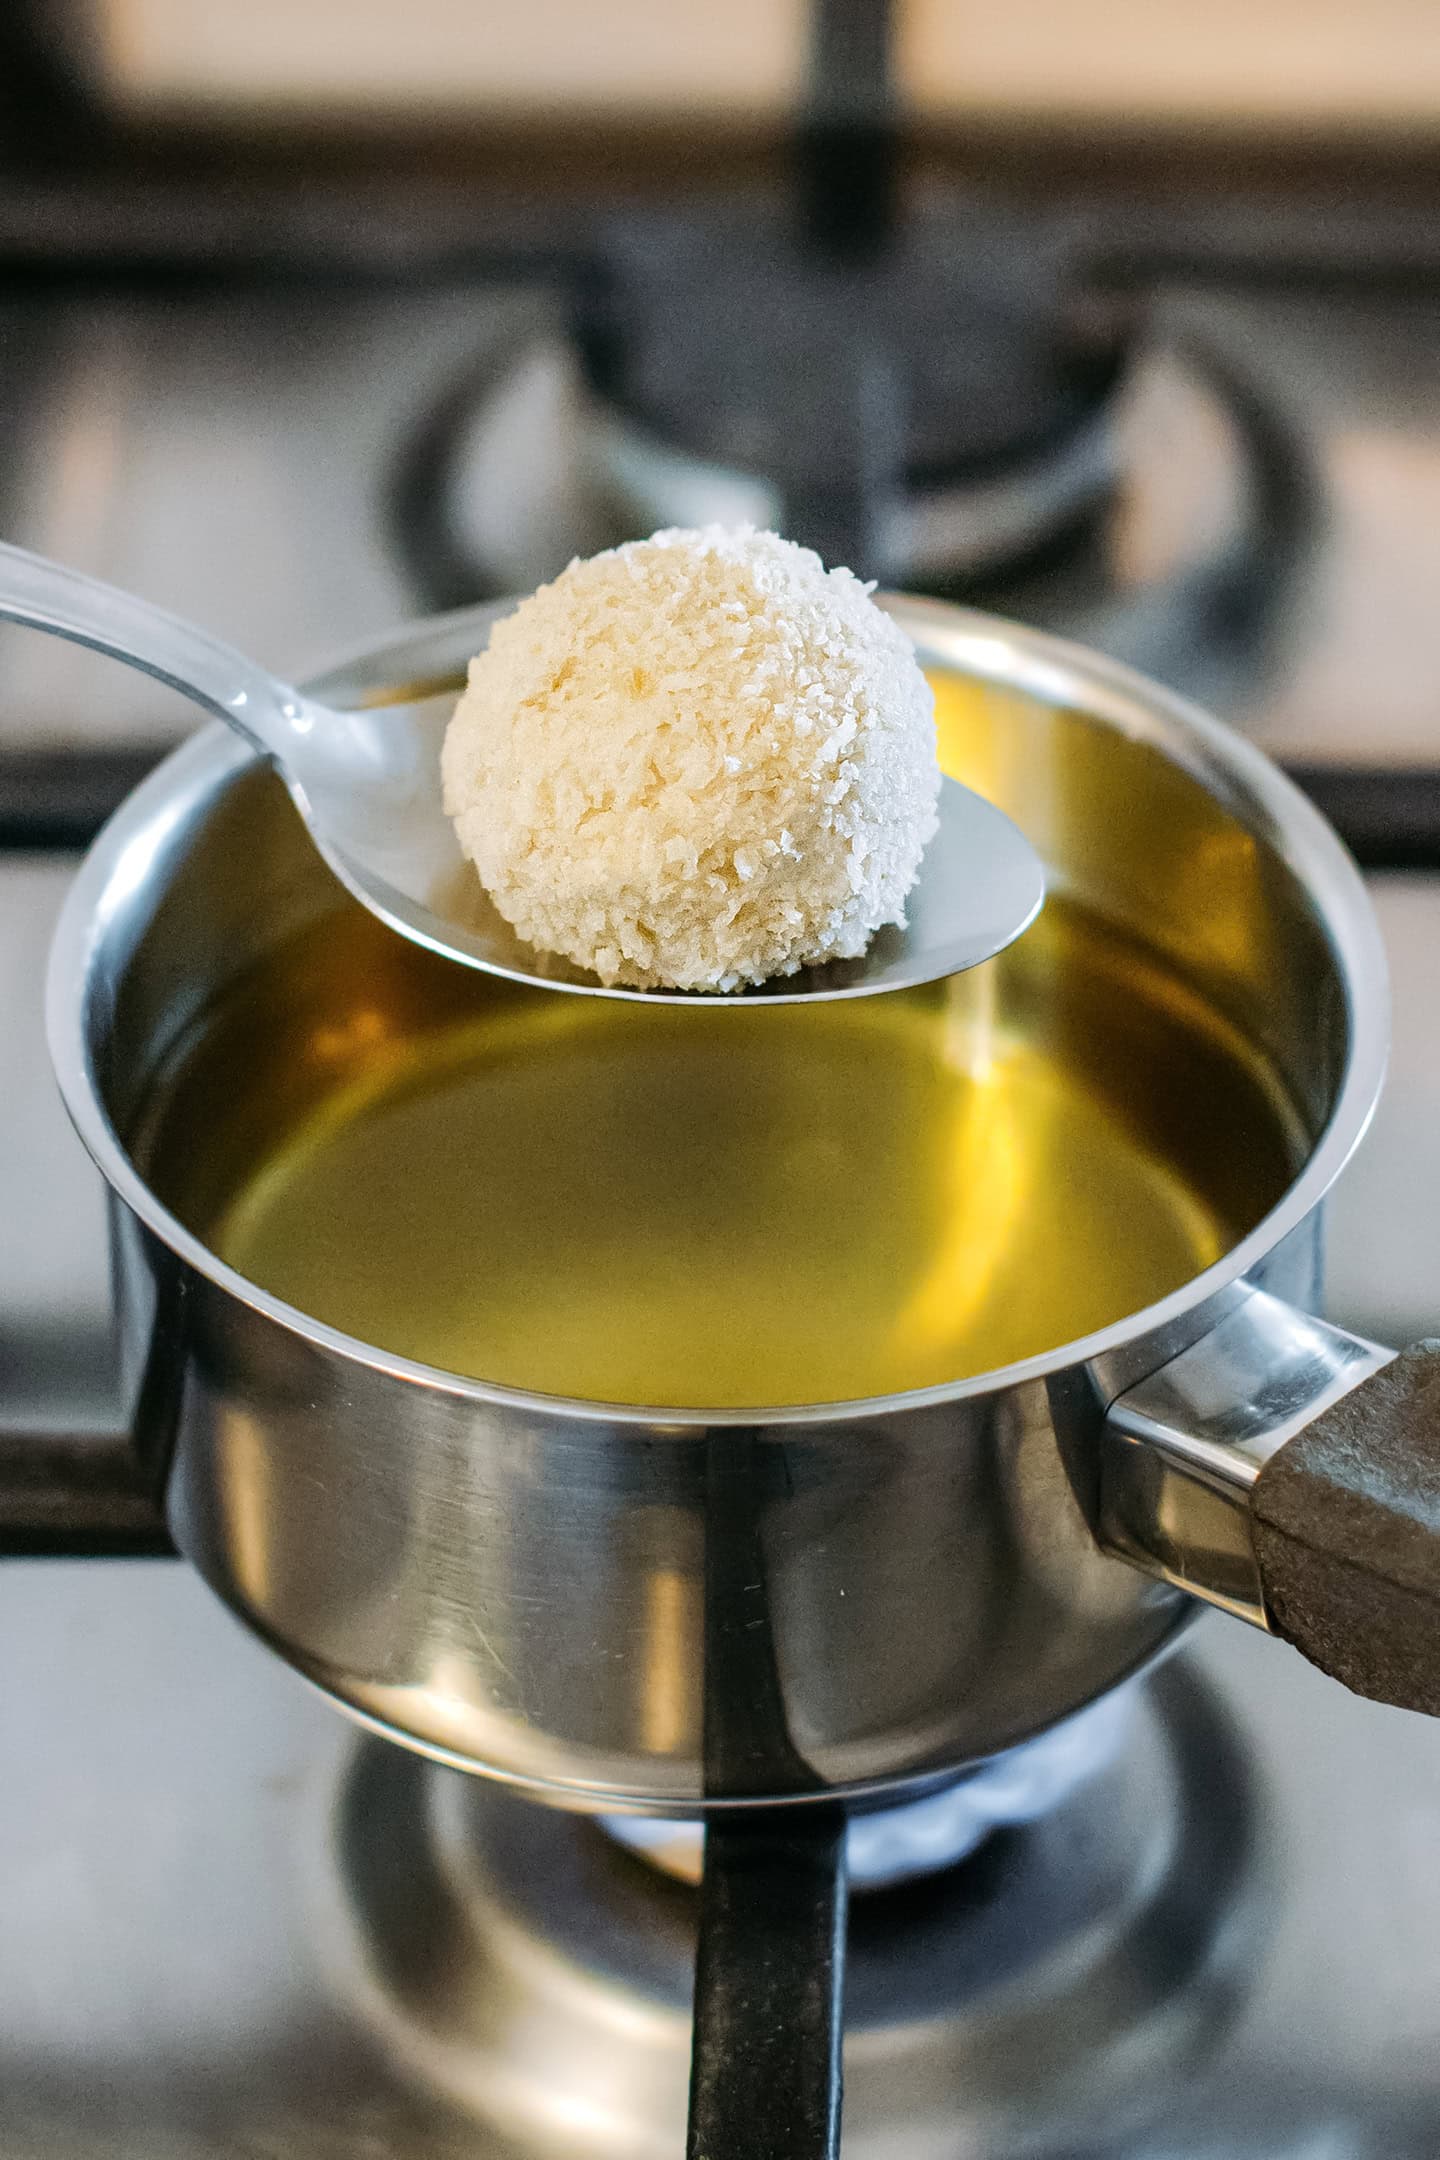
<box><xmin>0</xmin><ymin>539</ymin><xmax>313</xmax><ymax>760</ymax></box>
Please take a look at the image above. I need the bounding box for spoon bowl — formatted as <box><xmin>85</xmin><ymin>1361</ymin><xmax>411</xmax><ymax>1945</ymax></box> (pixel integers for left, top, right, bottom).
<box><xmin>0</xmin><ymin>543</ymin><xmax>1044</xmax><ymax>999</ymax></box>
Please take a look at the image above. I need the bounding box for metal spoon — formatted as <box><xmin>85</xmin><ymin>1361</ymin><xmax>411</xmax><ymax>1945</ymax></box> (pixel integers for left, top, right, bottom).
<box><xmin>0</xmin><ymin>541</ymin><xmax>1044</xmax><ymax>1001</ymax></box>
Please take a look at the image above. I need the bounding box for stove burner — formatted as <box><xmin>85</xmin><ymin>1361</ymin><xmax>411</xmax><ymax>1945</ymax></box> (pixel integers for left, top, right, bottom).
<box><xmin>556</xmin><ymin>351</ymin><xmax>1117</xmax><ymax>593</ymax></box>
<box><xmin>390</xmin><ymin>278</ymin><xmax>1317</xmax><ymax>719</ymax></box>
<box><xmin>320</xmin><ymin>1659</ymin><xmax>1268</xmax><ymax>2158</ymax></box>
<box><xmin>602</xmin><ymin>1684</ymin><xmax>1137</xmax><ymax>1891</ymax></box>
<box><xmin>389</xmin><ymin>193</ymin><xmax>1130</xmax><ymax>606</ymax></box>
<box><xmin>574</xmin><ymin>198</ymin><xmax>1124</xmax><ymax>578</ymax></box>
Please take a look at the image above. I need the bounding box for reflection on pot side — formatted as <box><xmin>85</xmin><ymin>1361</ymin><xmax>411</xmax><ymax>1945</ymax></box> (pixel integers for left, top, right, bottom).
<box><xmin>134</xmin><ymin>868</ymin><xmax>1303</xmax><ymax>1408</ymax></box>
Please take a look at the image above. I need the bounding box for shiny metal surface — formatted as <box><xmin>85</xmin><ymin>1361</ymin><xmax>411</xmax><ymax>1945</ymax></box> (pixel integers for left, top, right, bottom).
<box><xmin>0</xmin><ymin>539</ymin><xmax>492</xmax><ymax>975</ymax></box>
<box><xmin>5</xmin><ymin>1573</ymin><xmax>1439</xmax><ymax>2159</ymax></box>
<box><xmin>4</xmin><ymin>248</ymin><xmax>1440</xmax><ymax>2160</ymax></box>
<box><xmin>7</xmin><ymin>286</ymin><xmax>1437</xmax><ymax>1360</ymax></box>
<box><xmin>603</xmin><ymin>1685</ymin><xmax>1138</xmax><ymax>1886</ymax></box>
<box><xmin>0</xmin><ymin>542</ymin><xmax>1046</xmax><ymax>1003</ymax></box>
<box><xmin>44</xmin><ymin>597</ymin><xmax>1388</xmax><ymax>1807</ymax></box>
<box><xmin>1101</xmin><ymin>1286</ymin><xmax>1396</xmax><ymax>1625</ymax></box>
<box><xmin>323</xmin><ymin>1659</ymin><xmax>1263</xmax><ymax>2158</ymax></box>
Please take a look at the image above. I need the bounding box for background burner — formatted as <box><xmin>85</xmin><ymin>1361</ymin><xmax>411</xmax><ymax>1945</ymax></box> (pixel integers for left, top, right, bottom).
<box><xmin>387</xmin><ymin>203</ymin><xmax>1318</xmax><ymax>719</ymax></box>
<box><xmin>570</xmin><ymin>196</ymin><xmax>1126</xmax><ymax>582</ymax></box>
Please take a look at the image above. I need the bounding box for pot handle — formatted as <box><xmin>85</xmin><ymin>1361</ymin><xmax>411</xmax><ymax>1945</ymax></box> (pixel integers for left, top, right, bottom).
<box><xmin>1250</xmin><ymin>1343</ymin><xmax>1440</xmax><ymax>1715</ymax></box>
<box><xmin>1099</xmin><ymin>1287</ymin><xmax>1440</xmax><ymax>1714</ymax></box>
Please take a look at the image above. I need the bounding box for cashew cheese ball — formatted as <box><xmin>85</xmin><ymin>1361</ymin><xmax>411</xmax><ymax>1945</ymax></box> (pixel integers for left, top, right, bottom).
<box><xmin>441</xmin><ymin>526</ymin><xmax>941</xmax><ymax>991</ymax></box>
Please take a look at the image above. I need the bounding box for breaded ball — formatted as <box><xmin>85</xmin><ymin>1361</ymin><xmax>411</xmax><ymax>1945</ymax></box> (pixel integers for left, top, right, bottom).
<box><xmin>441</xmin><ymin>526</ymin><xmax>940</xmax><ymax>991</ymax></box>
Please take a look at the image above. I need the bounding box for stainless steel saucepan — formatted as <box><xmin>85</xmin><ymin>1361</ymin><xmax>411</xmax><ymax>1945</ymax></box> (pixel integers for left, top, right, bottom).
<box><xmin>7</xmin><ymin>594</ymin><xmax>1440</xmax><ymax>1821</ymax></box>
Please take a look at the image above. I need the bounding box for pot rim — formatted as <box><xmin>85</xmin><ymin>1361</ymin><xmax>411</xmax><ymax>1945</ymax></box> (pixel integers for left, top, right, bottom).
<box><xmin>47</xmin><ymin>594</ymin><xmax>1391</xmax><ymax>1429</ymax></box>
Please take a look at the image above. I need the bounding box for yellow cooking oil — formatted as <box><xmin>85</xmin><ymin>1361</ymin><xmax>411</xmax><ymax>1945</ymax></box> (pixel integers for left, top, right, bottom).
<box><xmin>137</xmin><ymin>880</ymin><xmax>1302</xmax><ymax>1408</ymax></box>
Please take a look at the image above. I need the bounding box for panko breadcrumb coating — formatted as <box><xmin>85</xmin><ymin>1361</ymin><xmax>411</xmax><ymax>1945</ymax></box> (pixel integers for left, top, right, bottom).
<box><xmin>441</xmin><ymin>526</ymin><xmax>941</xmax><ymax>991</ymax></box>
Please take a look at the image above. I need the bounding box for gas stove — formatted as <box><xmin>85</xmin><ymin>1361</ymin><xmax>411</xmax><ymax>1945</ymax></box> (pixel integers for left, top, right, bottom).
<box><xmin>3</xmin><ymin>141</ymin><xmax>1440</xmax><ymax>2157</ymax></box>
<box><xmin>4</xmin><ymin>1570</ymin><xmax>1440</xmax><ymax>2157</ymax></box>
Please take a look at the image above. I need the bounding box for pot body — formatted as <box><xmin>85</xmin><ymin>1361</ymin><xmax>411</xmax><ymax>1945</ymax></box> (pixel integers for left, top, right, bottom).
<box><xmin>47</xmin><ymin>599</ymin><xmax>1387</xmax><ymax>1812</ymax></box>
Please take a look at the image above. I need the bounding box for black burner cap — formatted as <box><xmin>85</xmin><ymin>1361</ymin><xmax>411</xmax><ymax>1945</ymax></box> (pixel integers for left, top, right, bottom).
<box><xmin>576</xmin><ymin>193</ymin><xmax>1127</xmax><ymax>507</ymax></box>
